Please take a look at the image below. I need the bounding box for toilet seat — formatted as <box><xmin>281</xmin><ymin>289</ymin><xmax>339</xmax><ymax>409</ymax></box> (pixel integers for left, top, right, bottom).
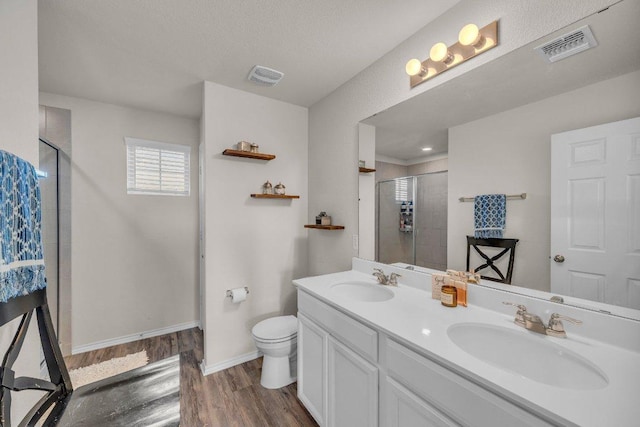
<box><xmin>252</xmin><ymin>315</ymin><xmax>297</xmax><ymax>343</ymax></box>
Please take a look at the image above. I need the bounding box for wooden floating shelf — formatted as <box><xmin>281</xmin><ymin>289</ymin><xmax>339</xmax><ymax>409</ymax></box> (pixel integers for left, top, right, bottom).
<box><xmin>222</xmin><ymin>149</ymin><xmax>276</xmax><ymax>161</ymax></box>
<box><xmin>359</xmin><ymin>167</ymin><xmax>376</xmax><ymax>173</ymax></box>
<box><xmin>251</xmin><ymin>194</ymin><xmax>300</xmax><ymax>199</ymax></box>
<box><xmin>304</xmin><ymin>224</ymin><xmax>345</xmax><ymax>230</ymax></box>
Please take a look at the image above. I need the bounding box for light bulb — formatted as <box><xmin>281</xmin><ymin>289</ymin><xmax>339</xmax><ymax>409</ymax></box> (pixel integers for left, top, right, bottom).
<box><xmin>430</xmin><ymin>42</ymin><xmax>453</xmax><ymax>64</ymax></box>
<box><xmin>458</xmin><ymin>23</ymin><xmax>484</xmax><ymax>47</ymax></box>
<box><xmin>421</xmin><ymin>147</ymin><xmax>432</xmax><ymax>152</ymax></box>
<box><xmin>405</xmin><ymin>58</ymin><xmax>426</xmax><ymax>77</ymax></box>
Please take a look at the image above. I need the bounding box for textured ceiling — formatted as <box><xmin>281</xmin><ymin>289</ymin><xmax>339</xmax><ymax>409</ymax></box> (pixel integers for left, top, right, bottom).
<box><xmin>364</xmin><ymin>0</ymin><xmax>640</xmax><ymax>161</ymax></box>
<box><xmin>38</xmin><ymin>0</ymin><xmax>460</xmax><ymax>118</ymax></box>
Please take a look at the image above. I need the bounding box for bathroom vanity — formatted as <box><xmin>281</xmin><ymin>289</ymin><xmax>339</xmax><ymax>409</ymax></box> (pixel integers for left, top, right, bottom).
<box><xmin>294</xmin><ymin>259</ymin><xmax>640</xmax><ymax>427</ymax></box>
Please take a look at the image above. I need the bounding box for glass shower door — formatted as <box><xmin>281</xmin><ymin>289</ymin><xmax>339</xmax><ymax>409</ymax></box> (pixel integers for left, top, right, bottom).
<box><xmin>376</xmin><ymin>177</ymin><xmax>415</xmax><ymax>265</ymax></box>
<box><xmin>414</xmin><ymin>171</ymin><xmax>448</xmax><ymax>270</ymax></box>
<box><xmin>39</xmin><ymin>139</ymin><xmax>59</xmax><ymax>333</ymax></box>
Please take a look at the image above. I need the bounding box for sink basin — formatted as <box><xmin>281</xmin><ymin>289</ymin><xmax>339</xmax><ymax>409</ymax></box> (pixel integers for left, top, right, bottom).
<box><xmin>330</xmin><ymin>281</ymin><xmax>394</xmax><ymax>302</ymax></box>
<box><xmin>447</xmin><ymin>323</ymin><xmax>608</xmax><ymax>390</ymax></box>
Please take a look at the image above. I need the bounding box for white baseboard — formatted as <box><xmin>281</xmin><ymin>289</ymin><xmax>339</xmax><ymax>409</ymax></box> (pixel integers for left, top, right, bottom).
<box><xmin>71</xmin><ymin>320</ymin><xmax>201</xmax><ymax>355</ymax></box>
<box><xmin>199</xmin><ymin>350</ymin><xmax>261</xmax><ymax>376</ymax></box>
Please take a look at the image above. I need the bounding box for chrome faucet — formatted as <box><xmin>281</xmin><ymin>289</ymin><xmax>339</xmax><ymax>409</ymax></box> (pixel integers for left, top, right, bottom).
<box><xmin>388</xmin><ymin>272</ymin><xmax>401</xmax><ymax>286</ymax></box>
<box><xmin>372</xmin><ymin>268</ymin><xmax>401</xmax><ymax>286</ymax></box>
<box><xmin>372</xmin><ymin>268</ymin><xmax>388</xmax><ymax>284</ymax></box>
<box><xmin>503</xmin><ymin>302</ymin><xmax>581</xmax><ymax>338</ymax></box>
<box><xmin>546</xmin><ymin>313</ymin><xmax>583</xmax><ymax>338</ymax></box>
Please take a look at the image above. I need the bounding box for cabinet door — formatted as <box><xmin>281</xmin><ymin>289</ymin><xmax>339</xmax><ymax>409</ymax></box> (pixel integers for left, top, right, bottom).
<box><xmin>327</xmin><ymin>336</ymin><xmax>378</xmax><ymax>427</ymax></box>
<box><xmin>382</xmin><ymin>377</ymin><xmax>458</xmax><ymax>427</ymax></box>
<box><xmin>298</xmin><ymin>313</ymin><xmax>327</xmax><ymax>425</ymax></box>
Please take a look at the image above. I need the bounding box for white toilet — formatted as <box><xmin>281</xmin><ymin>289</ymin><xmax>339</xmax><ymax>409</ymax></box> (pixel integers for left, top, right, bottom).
<box><xmin>251</xmin><ymin>315</ymin><xmax>298</xmax><ymax>389</ymax></box>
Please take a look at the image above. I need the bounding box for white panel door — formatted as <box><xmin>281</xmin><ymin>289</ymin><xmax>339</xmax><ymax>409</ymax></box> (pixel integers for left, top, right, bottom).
<box><xmin>551</xmin><ymin>117</ymin><xmax>640</xmax><ymax>309</ymax></box>
<box><xmin>327</xmin><ymin>336</ymin><xmax>378</xmax><ymax>427</ymax></box>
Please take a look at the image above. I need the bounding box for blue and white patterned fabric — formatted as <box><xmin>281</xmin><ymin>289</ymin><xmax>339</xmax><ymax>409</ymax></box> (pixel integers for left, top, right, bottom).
<box><xmin>0</xmin><ymin>150</ymin><xmax>46</xmax><ymax>303</ymax></box>
<box><xmin>474</xmin><ymin>194</ymin><xmax>506</xmax><ymax>239</ymax></box>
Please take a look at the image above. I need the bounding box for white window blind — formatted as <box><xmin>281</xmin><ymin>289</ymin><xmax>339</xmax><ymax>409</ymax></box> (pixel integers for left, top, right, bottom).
<box><xmin>125</xmin><ymin>137</ymin><xmax>190</xmax><ymax>196</ymax></box>
<box><xmin>395</xmin><ymin>178</ymin><xmax>408</xmax><ymax>202</ymax></box>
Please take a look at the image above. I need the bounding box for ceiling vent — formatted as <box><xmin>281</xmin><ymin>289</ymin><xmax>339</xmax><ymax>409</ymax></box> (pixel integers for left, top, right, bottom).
<box><xmin>534</xmin><ymin>25</ymin><xmax>598</xmax><ymax>63</ymax></box>
<box><xmin>247</xmin><ymin>65</ymin><xmax>284</xmax><ymax>86</ymax></box>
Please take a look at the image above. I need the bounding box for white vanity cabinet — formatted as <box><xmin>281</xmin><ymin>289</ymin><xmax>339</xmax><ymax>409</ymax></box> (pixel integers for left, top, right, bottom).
<box><xmin>298</xmin><ymin>313</ymin><xmax>327</xmax><ymax>424</ymax></box>
<box><xmin>382</xmin><ymin>338</ymin><xmax>554</xmax><ymax>427</ymax></box>
<box><xmin>298</xmin><ymin>291</ymin><xmax>379</xmax><ymax>427</ymax></box>
<box><xmin>298</xmin><ymin>288</ymin><xmax>558</xmax><ymax>427</ymax></box>
<box><xmin>381</xmin><ymin>376</ymin><xmax>457</xmax><ymax>427</ymax></box>
<box><xmin>327</xmin><ymin>336</ymin><xmax>378</xmax><ymax>427</ymax></box>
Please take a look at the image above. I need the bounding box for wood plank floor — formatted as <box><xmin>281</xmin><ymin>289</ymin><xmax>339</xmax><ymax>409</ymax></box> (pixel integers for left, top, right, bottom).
<box><xmin>64</xmin><ymin>328</ymin><xmax>318</xmax><ymax>427</ymax></box>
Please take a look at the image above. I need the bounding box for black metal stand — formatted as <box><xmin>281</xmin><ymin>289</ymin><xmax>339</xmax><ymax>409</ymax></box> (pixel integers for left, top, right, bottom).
<box><xmin>0</xmin><ymin>289</ymin><xmax>72</xmax><ymax>426</ymax></box>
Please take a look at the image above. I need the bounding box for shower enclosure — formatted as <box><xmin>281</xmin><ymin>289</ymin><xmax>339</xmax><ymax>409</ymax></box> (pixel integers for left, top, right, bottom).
<box><xmin>39</xmin><ymin>139</ymin><xmax>59</xmax><ymax>333</ymax></box>
<box><xmin>376</xmin><ymin>171</ymin><xmax>448</xmax><ymax>270</ymax></box>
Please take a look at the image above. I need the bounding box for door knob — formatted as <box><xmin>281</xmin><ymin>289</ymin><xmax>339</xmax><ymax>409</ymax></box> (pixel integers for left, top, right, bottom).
<box><xmin>553</xmin><ymin>255</ymin><xmax>565</xmax><ymax>263</ymax></box>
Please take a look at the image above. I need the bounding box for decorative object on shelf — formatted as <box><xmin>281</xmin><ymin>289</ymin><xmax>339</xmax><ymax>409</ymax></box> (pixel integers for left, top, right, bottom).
<box><xmin>250</xmin><ymin>143</ymin><xmax>259</xmax><ymax>153</ymax></box>
<box><xmin>321</xmin><ymin>215</ymin><xmax>332</xmax><ymax>226</ymax></box>
<box><xmin>316</xmin><ymin>211</ymin><xmax>327</xmax><ymax>225</ymax></box>
<box><xmin>359</xmin><ymin>160</ymin><xmax>366</xmax><ymax>168</ymax></box>
<box><xmin>262</xmin><ymin>180</ymin><xmax>273</xmax><ymax>195</ymax></box>
<box><xmin>405</xmin><ymin>20</ymin><xmax>498</xmax><ymax>88</ymax></box>
<box><xmin>274</xmin><ymin>182</ymin><xmax>286</xmax><ymax>195</ymax></box>
<box><xmin>237</xmin><ymin>141</ymin><xmax>252</xmax><ymax>151</ymax></box>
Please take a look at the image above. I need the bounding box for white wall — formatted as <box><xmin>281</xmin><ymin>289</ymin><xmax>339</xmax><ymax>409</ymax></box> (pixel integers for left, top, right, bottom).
<box><xmin>0</xmin><ymin>0</ymin><xmax>42</xmax><ymax>420</ymax></box>
<box><xmin>38</xmin><ymin>92</ymin><xmax>200</xmax><ymax>351</ymax></box>
<box><xmin>201</xmin><ymin>81</ymin><xmax>308</xmax><ymax>371</ymax></box>
<box><xmin>308</xmin><ymin>0</ymin><xmax>617</xmax><ymax>275</ymax></box>
<box><xmin>0</xmin><ymin>0</ymin><xmax>39</xmax><ymax>162</ymax></box>
<box><xmin>448</xmin><ymin>70</ymin><xmax>640</xmax><ymax>291</ymax></box>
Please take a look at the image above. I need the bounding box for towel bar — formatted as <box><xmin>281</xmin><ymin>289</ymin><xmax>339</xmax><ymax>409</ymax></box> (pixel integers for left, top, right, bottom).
<box><xmin>459</xmin><ymin>193</ymin><xmax>526</xmax><ymax>202</ymax></box>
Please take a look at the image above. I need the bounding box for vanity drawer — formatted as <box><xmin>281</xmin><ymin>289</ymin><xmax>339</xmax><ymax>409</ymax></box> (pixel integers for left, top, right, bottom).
<box><xmin>384</xmin><ymin>338</ymin><xmax>554</xmax><ymax>427</ymax></box>
<box><xmin>298</xmin><ymin>290</ymin><xmax>377</xmax><ymax>362</ymax></box>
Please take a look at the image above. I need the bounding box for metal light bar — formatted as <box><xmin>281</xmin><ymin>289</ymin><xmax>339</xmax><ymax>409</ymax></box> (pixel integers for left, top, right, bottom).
<box><xmin>409</xmin><ymin>20</ymin><xmax>499</xmax><ymax>88</ymax></box>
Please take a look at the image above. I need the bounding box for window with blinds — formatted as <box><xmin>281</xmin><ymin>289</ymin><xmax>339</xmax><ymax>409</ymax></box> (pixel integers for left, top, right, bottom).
<box><xmin>395</xmin><ymin>178</ymin><xmax>408</xmax><ymax>202</ymax></box>
<box><xmin>125</xmin><ymin>137</ymin><xmax>190</xmax><ymax>196</ymax></box>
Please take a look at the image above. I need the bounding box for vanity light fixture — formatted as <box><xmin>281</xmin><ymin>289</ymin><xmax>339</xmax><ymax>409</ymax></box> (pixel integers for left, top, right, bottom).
<box><xmin>406</xmin><ymin>20</ymin><xmax>499</xmax><ymax>88</ymax></box>
<box><xmin>405</xmin><ymin>58</ymin><xmax>428</xmax><ymax>77</ymax></box>
<box><xmin>430</xmin><ymin>42</ymin><xmax>454</xmax><ymax>64</ymax></box>
<box><xmin>458</xmin><ymin>23</ymin><xmax>485</xmax><ymax>48</ymax></box>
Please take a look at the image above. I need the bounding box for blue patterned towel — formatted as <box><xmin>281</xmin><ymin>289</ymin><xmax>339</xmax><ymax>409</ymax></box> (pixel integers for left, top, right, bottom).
<box><xmin>474</xmin><ymin>194</ymin><xmax>506</xmax><ymax>238</ymax></box>
<box><xmin>0</xmin><ymin>150</ymin><xmax>46</xmax><ymax>303</ymax></box>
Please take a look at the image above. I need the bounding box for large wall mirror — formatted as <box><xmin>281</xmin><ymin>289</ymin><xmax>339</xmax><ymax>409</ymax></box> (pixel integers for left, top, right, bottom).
<box><xmin>358</xmin><ymin>0</ymin><xmax>640</xmax><ymax>320</ymax></box>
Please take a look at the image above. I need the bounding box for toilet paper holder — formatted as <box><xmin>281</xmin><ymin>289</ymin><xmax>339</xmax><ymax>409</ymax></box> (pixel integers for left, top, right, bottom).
<box><xmin>226</xmin><ymin>287</ymin><xmax>249</xmax><ymax>298</ymax></box>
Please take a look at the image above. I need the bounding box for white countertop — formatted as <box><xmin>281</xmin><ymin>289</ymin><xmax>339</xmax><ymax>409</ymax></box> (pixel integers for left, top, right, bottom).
<box><xmin>294</xmin><ymin>268</ymin><xmax>640</xmax><ymax>427</ymax></box>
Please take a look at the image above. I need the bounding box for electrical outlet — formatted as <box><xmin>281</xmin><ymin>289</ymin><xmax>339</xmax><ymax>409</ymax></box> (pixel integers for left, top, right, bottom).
<box><xmin>352</xmin><ymin>234</ymin><xmax>359</xmax><ymax>250</ymax></box>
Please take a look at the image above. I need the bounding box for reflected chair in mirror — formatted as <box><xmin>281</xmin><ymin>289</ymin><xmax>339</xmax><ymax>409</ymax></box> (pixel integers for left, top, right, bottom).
<box><xmin>466</xmin><ymin>236</ymin><xmax>519</xmax><ymax>284</ymax></box>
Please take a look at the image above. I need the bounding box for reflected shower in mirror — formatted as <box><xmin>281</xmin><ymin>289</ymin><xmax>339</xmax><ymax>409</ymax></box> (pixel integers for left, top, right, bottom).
<box><xmin>358</xmin><ymin>0</ymin><xmax>640</xmax><ymax>319</ymax></box>
<box><xmin>376</xmin><ymin>172</ymin><xmax>448</xmax><ymax>271</ymax></box>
